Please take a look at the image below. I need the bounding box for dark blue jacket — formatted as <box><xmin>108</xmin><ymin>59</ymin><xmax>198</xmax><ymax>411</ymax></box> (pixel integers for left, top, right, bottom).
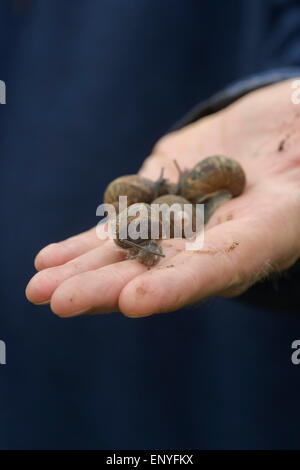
<box><xmin>0</xmin><ymin>0</ymin><xmax>300</xmax><ymax>449</ymax></box>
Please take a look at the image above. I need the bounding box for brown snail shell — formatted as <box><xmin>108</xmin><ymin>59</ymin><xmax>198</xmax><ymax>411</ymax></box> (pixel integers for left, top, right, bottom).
<box><xmin>152</xmin><ymin>194</ymin><xmax>189</xmax><ymax>206</ymax></box>
<box><xmin>114</xmin><ymin>203</ymin><xmax>164</xmax><ymax>268</ymax></box>
<box><xmin>181</xmin><ymin>155</ymin><xmax>246</xmax><ymax>203</ymax></box>
<box><xmin>152</xmin><ymin>194</ymin><xmax>196</xmax><ymax>238</ymax></box>
<box><xmin>104</xmin><ymin>169</ymin><xmax>168</xmax><ymax>213</ymax></box>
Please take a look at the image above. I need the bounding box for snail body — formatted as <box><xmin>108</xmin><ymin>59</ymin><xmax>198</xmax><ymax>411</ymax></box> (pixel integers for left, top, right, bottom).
<box><xmin>181</xmin><ymin>155</ymin><xmax>246</xmax><ymax>203</ymax></box>
<box><xmin>125</xmin><ymin>240</ymin><xmax>164</xmax><ymax>268</ymax></box>
<box><xmin>203</xmin><ymin>189</ymin><xmax>233</xmax><ymax>223</ymax></box>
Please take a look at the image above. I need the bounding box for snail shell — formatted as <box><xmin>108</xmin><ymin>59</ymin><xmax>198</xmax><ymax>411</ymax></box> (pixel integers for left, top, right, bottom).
<box><xmin>114</xmin><ymin>203</ymin><xmax>158</xmax><ymax>249</ymax></box>
<box><xmin>181</xmin><ymin>155</ymin><xmax>246</xmax><ymax>203</ymax></box>
<box><xmin>152</xmin><ymin>194</ymin><xmax>189</xmax><ymax>206</ymax></box>
<box><xmin>104</xmin><ymin>170</ymin><xmax>168</xmax><ymax>212</ymax></box>
<box><xmin>114</xmin><ymin>203</ymin><xmax>164</xmax><ymax>268</ymax></box>
<box><xmin>152</xmin><ymin>194</ymin><xmax>196</xmax><ymax>238</ymax></box>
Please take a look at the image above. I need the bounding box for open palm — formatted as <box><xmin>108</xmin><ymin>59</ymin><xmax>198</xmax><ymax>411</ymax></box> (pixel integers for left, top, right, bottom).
<box><xmin>26</xmin><ymin>80</ymin><xmax>300</xmax><ymax>317</ymax></box>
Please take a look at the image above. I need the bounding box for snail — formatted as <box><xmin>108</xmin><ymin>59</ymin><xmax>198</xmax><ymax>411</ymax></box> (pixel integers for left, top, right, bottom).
<box><xmin>171</xmin><ymin>155</ymin><xmax>245</xmax><ymax>222</ymax></box>
<box><xmin>151</xmin><ymin>194</ymin><xmax>197</xmax><ymax>238</ymax></box>
<box><xmin>104</xmin><ymin>169</ymin><xmax>169</xmax><ymax>213</ymax></box>
<box><xmin>180</xmin><ymin>155</ymin><xmax>246</xmax><ymax>203</ymax></box>
<box><xmin>114</xmin><ymin>203</ymin><xmax>165</xmax><ymax>269</ymax></box>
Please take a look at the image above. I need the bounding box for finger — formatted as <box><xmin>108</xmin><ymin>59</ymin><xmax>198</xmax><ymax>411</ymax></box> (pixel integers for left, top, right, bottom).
<box><xmin>118</xmin><ymin>214</ymin><xmax>285</xmax><ymax>317</ymax></box>
<box><xmin>26</xmin><ymin>240</ymin><xmax>126</xmax><ymax>305</ymax></box>
<box><xmin>49</xmin><ymin>261</ymin><xmax>144</xmax><ymax>317</ymax></box>
<box><xmin>49</xmin><ymin>242</ymin><xmax>182</xmax><ymax>317</ymax></box>
<box><xmin>34</xmin><ymin>225</ymin><xmax>108</xmax><ymax>271</ymax></box>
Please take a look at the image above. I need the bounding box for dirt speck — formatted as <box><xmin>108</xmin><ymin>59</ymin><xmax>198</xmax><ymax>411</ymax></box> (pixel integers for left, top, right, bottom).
<box><xmin>155</xmin><ymin>264</ymin><xmax>175</xmax><ymax>270</ymax></box>
<box><xmin>226</xmin><ymin>241</ymin><xmax>239</xmax><ymax>252</ymax></box>
<box><xmin>190</xmin><ymin>249</ymin><xmax>218</xmax><ymax>255</ymax></box>
<box><xmin>278</xmin><ymin>134</ymin><xmax>289</xmax><ymax>152</ymax></box>
<box><xmin>136</xmin><ymin>286</ymin><xmax>146</xmax><ymax>298</ymax></box>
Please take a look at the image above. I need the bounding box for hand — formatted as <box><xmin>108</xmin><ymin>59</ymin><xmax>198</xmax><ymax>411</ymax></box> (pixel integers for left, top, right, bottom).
<box><xmin>26</xmin><ymin>80</ymin><xmax>300</xmax><ymax>317</ymax></box>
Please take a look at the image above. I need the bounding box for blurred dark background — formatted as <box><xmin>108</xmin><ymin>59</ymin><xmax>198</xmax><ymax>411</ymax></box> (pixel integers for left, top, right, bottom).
<box><xmin>0</xmin><ymin>0</ymin><xmax>299</xmax><ymax>449</ymax></box>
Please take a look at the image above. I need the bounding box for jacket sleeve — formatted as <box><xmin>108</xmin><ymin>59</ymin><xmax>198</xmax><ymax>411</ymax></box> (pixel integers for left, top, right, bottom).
<box><xmin>171</xmin><ymin>68</ymin><xmax>300</xmax><ymax>131</ymax></box>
